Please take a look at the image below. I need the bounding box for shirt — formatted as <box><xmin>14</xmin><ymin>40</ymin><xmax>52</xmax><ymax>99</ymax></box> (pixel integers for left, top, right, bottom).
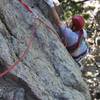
<box><xmin>60</xmin><ymin>22</ymin><xmax>88</xmax><ymax>61</ymax></box>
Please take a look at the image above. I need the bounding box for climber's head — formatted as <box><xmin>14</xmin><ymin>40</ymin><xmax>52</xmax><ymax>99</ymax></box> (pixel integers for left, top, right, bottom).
<box><xmin>71</xmin><ymin>15</ymin><xmax>85</xmax><ymax>32</ymax></box>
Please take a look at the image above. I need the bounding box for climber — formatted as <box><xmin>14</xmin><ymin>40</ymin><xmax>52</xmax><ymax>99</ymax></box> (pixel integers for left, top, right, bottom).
<box><xmin>44</xmin><ymin>0</ymin><xmax>90</xmax><ymax>69</ymax></box>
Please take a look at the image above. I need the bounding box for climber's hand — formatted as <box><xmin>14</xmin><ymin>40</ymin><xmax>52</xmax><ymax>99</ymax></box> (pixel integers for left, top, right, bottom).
<box><xmin>53</xmin><ymin>0</ymin><xmax>60</xmax><ymax>6</ymax></box>
<box><xmin>44</xmin><ymin>0</ymin><xmax>54</xmax><ymax>7</ymax></box>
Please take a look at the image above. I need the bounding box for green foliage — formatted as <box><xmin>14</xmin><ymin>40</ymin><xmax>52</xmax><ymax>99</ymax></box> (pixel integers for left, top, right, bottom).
<box><xmin>60</xmin><ymin>0</ymin><xmax>96</xmax><ymax>19</ymax></box>
<box><xmin>83</xmin><ymin>14</ymin><xmax>90</xmax><ymax>20</ymax></box>
<box><xmin>60</xmin><ymin>0</ymin><xmax>99</xmax><ymax>37</ymax></box>
<box><xmin>60</xmin><ymin>0</ymin><xmax>84</xmax><ymax>19</ymax></box>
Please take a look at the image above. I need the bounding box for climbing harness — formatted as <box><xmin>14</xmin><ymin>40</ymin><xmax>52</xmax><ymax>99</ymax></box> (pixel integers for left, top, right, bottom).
<box><xmin>66</xmin><ymin>29</ymin><xmax>84</xmax><ymax>53</ymax></box>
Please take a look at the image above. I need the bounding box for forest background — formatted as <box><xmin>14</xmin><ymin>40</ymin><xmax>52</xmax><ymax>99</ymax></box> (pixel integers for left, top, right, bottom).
<box><xmin>59</xmin><ymin>0</ymin><xmax>100</xmax><ymax>99</ymax></box>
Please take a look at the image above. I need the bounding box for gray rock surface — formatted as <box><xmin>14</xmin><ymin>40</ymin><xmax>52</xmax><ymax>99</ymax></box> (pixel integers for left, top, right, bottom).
<box><xmin>0</xmin><ymin>0</ymin><xmax>91</xmax><ymax>100</ymax></box>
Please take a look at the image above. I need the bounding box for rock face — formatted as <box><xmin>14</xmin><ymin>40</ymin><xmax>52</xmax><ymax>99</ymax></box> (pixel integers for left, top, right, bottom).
<box><xmin>0</xmin><ymin>0</ymin><xmax>91</xmax><ymax>100</ymax></box>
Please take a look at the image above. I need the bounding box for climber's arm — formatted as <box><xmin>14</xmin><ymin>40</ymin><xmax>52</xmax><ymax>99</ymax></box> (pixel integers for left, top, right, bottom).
<box><xmin>44</xmin><ymin>0</ymin><xmax>61</xmax><ymax>26</ymax></box>
<box><xmin>50</xmin><ymin>7</ymin><xmax>61</xmax><ymax>26</ymax></box>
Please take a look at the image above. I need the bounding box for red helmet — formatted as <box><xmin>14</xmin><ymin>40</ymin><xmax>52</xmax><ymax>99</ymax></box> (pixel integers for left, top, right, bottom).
<box><xmin>72</xmin><ymin>15</ymin><xmax>85</xmax><ymax>31</ymax></box>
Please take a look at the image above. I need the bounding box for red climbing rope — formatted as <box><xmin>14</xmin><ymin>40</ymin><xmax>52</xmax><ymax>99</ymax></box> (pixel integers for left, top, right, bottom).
<box><xmin>18</xmin><ymin>0</ymin><xmax>32</xmax><ymax>13</ymax></box>
<box><xmin>0</xmin><ymin>0</ymin><xmax>60</xmax><ymax>78</ymax></box>
<box><xmin>0</xmin><ymin>0</ymin><xmax>36</xmax><ymax>78</ymax></box>
<box><xmin>18</xmin><ymin>0</ymin><xmax>60</xmax><ymax>40</ymax></box>
<box><xmin>0</xmin><ymin>27</ymin><xmax>35</xmax><ymax>78</ymax></box>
